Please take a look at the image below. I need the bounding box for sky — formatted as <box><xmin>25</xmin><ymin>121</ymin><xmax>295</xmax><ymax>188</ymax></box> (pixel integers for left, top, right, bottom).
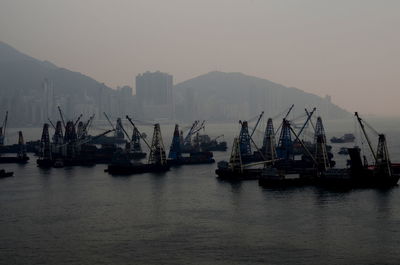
<box><xmin>0</xmin><ymin>0</ymin><xmax>399</xmax><ymax>116</ymax></box>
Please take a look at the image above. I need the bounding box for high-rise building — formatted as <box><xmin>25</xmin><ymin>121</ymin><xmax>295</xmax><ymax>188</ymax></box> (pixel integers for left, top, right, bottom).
<box><xmin>135</xmin><ymin>71</ymin><xmax>174</xmax><ymax>120</ymax></box>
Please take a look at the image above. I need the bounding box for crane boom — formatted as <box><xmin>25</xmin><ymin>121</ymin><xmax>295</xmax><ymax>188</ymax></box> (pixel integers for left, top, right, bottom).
<box><xmin>213</xmin><ymin>134</ymin><xmax>224</xmax><ymax>141</ymax></box>
<box><xmin>251</xmin><ymin>111</ymin><xmax>264</xmax><ymax>137</ymax></box>
<box><xmin>126</xmin><ymin>115</ymin><xmax>151</xmax><ymax>149</ymax></box>
<box><xmin>184</xmin><ymin>120</ymin><xmax>199</xmax><ymax>144</ymax></box>
<box><xmin>275</xmin><ymin>105</ymin><xmax>295</xmax><ymax>134</ymax></box>
<box><xmin>355</xmin><ymin>112</ymin><xmax>377</xmax><ymax>162</ymax></box>
<box><xmin>120</xmin><ymin>120</ymin><xmax>131</xmax><ymax>140</ymax></box>
<box><xmin>74</xmin><ymin>114</ymin><xmax>83</xmax><ymax>127</ymax></box>
<box><xmin>59</xmin><ymin>129</ymin><xmax>114</xmax><ymax>148</ymax></box>
<box><xmin>298</xmin><ymin>107</ymin><xmax>316</xmax><ymax>137</ymax></box>
<box><xmin>284</xmin><ymin>104</ymin><xmax>295</xmax><ymax>120</ymax></box>
<box><xmin>103</xmin><ymin>112</ymin><xmax>115</xmax><ymax>130</ymax></box>
<box><xmin>58</xmin><ymin>106</ymin><xmax>66</xmax><ymax>129</ymax></box>
<box><xmin>3</xmin><ymin>111</ymin><xmax>8</xmax><ymax>135</ymax></box>
<box><xmin>48</xmin><ymin>119</ymin><xmax>56</xmax><ymax>129</ymax></box>
<box><xmin>287</xmin><ymin>120</ymin><xmax>318</xmax><ymax>167</ymax></box>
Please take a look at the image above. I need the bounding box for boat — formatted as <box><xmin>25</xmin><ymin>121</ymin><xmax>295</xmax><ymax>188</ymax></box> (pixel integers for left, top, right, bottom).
<box><xmin>53</xmin><ymin>159</ymin><xmax>64</xmax><ymax>168</ymax></box>
<box><xmin>200</xmin><ymin>137</ymin><xmax>227</xmax><ymax>152</ymax></box>
<box><xmin>320</xmin><ymin>113</ymin><xmax>399</xmax><ymax>188</ymax></box>
<box><xmin>0</xmin><ymin>141</ymin><xmax>40</xmax><ymax>154</ymax></box>
<box><xmin>87</xmin><ymin>135</ymin><xmax>126</xmax><ymax>145</ymax></box>
<box><xmin>258</xmin><ymin>167</ymin><xmax>316</xmax><ymax>187</ymax></box>
<box><xmin>0</xmin><ymin>169</ymin><xmax>13</xmax><ymax>178</ymax></box>
<box><xmin>259</xmin><ymin>115</ymin><xmax>339</xmax><ymax>188</ymax></box>
<box><xmin>36</xmin><ymin>118</ymin><xmax>115</xmax><ymax>168</ymax></box>
<box><xmin>320</xmin><ymin>147</ymin><xmax>400</xmax><ymax>188</ymax></box>
<box><xmin>124</xmin><ymin>121</ymin><xmax>147</xmax><ymax>160</ymax></box>
<box><xmin>168</xmin><ymin>151</ymin><xmax>215</xmax><ymax>166</ymax></box>
<box><xmin>258</xmin><ymin>117</ymin><xmax>328</xmax><ymax>187</ymax></box>
<box><xmin>216</xmin><ymin>161</ymin><xmax>262</xmax><ymax>180</ymax></box>
<box><xmin>215</xmin><ymin>137</ymin><xmax>267</xmax><ymax>180</ymax></box>
<box><xmin>167</xmin><ymin>124</ymin><xmax>215</xmax><ymax>166</ymax></box>
<box><xmin>37</xmin><ymin>158</ymin><xmax>54</xmax><ymax>168</ymax></box>
<box><xmin>338</xmin><ymin>147</ymin><xmax>349</xmax><ymax>155</ymax></box>
<box><xmin>106</xmin><ymin>161</ymin><xmax>169</xmax><ymax>175</ymax></box>
<box><xmin>330</xmin><ymin>133</ymin><xmax>355</xmax><ymax>143</ymax></box>
<box><xmin>106</xmin><ymin>122</ymin><xmax>170</xmax><ymax>175</ymax></box>
<box><xmin>0</xmin><ymin>156</ymin><xmax>29</xmax><ymax>164</ymax></box>
<box><xmin>0</xmin><ymin>131</ymin><xmax>30</xmax><ymax>164</ymax></box>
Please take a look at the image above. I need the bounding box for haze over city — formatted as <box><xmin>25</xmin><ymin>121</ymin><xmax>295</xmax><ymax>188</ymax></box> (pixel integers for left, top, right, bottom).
<box><xmin>1</xmin><ymin>0</ymin><xmax>399</xmax><ymax>116</ymax></box>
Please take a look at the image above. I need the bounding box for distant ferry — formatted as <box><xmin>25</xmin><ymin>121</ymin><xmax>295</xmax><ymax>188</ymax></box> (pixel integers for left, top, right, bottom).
<box><xmin>330</xmin><ymin>133</ymin><xmax>355</xmax><ymax>143</ymax></box>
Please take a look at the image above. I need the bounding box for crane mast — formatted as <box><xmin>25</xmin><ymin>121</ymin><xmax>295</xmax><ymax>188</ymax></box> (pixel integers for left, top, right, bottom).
<box><xmin>355</xmin><ymin>112</ymin><xmax>377</xmax><ymax>162</ymax></box>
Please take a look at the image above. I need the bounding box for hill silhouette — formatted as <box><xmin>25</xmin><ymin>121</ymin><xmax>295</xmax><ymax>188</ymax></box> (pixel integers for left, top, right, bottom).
<box><xmin>174</xmin><ymin>71</ymin><xmax>349</xmax><ymax>122</ymax></box>
<box><xmin>0</xmin><ymin>41</ymin><xmax>349</xmax><ymax>126</ymax></box>
<box><xmin>0</xmin><ymin>41</ymin><xmax>133</xmax><ymax>126</ymax></box>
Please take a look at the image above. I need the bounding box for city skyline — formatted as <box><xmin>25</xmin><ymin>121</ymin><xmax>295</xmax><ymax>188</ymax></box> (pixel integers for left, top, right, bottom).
<box><xmin>0</xmin><ymin>39</ymin><xmax>350</xmax><ymax>126</ymax></box>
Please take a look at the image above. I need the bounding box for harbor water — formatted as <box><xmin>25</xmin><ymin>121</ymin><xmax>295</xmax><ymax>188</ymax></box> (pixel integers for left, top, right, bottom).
<box><xmin>1</xmin><ymin>119</ymin><xmax>400</xmax><ymax>265</ymax></box>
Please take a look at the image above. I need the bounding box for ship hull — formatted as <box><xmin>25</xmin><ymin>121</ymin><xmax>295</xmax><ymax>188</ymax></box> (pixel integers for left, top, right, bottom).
<box><xmin>0</xmin><ymin>156</ymin><xmax>29</xmax><ymax>164</ymax></box>
<box><xmin>106</xmin><ymin>163</ymin><xmax>170</xmax><ymax>175</ymax></box>
<box><xmin>215</xmin><ymin>168</ymin><xmax>261</xmax><ymax>180</ymax></box>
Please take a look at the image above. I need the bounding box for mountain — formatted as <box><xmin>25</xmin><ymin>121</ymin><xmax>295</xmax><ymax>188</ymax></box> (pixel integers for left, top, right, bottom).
<box><xmin>0</xmin><ymin>41</ymin><xmax>349</xmax><ymax>127</ymax></box>
<box><xmin>174</xmin><ymin>71</ymin><xmax>350</xmax><ymax>122</ymax></box>
<box><xmin>0</xmin><ymin>41</ymin><xmax>135</xmax><ymax>127</ymax></box>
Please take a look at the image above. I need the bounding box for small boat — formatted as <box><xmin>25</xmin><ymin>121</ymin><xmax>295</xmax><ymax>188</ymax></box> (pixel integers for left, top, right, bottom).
<box><xmin>53</xmin><ymin>159</ymin><xmax>64</xmax><ymax>168</ymax></box>
<box><xmin>0</xmin><ymin>169</ymin><xmax>13</xmax><ymax>178</ymax></box>
<box><xmin>330</xmin><ymin>133</ymin><xmax>355</xmax><ymax>143</ymax></box>
<box><xmin>338</xmin><ymin>147</ymin><xmax>349</xmax><ymax>155</ymax></box>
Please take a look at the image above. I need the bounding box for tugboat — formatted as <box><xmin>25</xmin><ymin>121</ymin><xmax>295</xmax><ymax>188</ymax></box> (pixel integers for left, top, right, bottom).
<box><xmin>106</xmin><ymin>122</ymin><xmax>170</xmax><ymax>175</ymax></box>
<box><xmin>321</xmin><ymin>113</ymin><xmax>400</xmax><ymax>188</ymax></box>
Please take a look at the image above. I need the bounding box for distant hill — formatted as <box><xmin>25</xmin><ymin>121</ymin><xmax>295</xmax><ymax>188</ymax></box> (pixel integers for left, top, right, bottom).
<box><xmin>0</xmin><ymin>41</ymin><xmax>135</xmax><ymax>126</ymax></box>
<box><xmin>0</xmin><ymin>41</ymin><xmax>349</xmax><ymax>126</ymax></box>
<box><xmin>174</xmin><ymin>71</ymin><xmax>350</xmax><ymax>122</ymax></box>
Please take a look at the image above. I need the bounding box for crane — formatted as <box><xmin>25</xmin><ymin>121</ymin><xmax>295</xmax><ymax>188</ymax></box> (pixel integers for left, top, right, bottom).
<box><xmin>58</xmin><ymin>106</ymin><xmax>66</xmax><ymax>129</ymax></box>
<box><xmin>250</xmin><ymin>111</ymin><xmax>264</xmax><ymax>137</ymax></box>
<box><xmin>126</xmin><ymin>115</ymin><xmax>152</xmax><ymax>150</ymax></box>
<box><xmin>0</xmin><ymin>111</ymin><xmax>8</xmax><ymax>145</ymax></box>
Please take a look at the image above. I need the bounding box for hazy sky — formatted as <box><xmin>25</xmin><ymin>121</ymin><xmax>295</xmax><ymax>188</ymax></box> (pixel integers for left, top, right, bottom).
<box><xmin>1</xmin><ymin>0</ymin><xmax>399</xmax><ymax>116</ymax></box>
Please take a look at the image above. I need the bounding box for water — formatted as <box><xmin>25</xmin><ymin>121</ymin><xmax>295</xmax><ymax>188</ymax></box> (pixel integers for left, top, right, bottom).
<box><xmin>1</xmin><ymin>120</ymin><xmax>400</xmax><ymax>265</ymax></box>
